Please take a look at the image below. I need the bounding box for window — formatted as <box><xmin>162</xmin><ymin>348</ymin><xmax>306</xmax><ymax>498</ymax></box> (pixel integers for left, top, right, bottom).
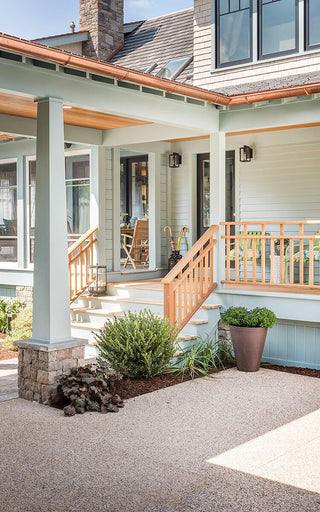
<box><xmin>28</xmin><ymin>154</ymin><xmax>90</xmax><ymax>263</ymax></box>
<box><xmin>0</xmin><ymin>161</ymin><xmax>17</xmax><ymax>263</ymax></box>
<box><xmin>306</xmin><ymin>0</ymin><xmax>320</xmax><ymax>50</ymax></box>
<box><xmin>216</xmin><ymin>0</ymin><xmax>252</xmax><ymax>68</ymax></box>
<box><xmin>259</xmin><ymin>0</ymin><xmax>298</xmax><ymax>59</ymax></box>
<box><xmin>156</xmin><ymin>57</ymin><xmax>190</xmax><ymax>79</ymax></box>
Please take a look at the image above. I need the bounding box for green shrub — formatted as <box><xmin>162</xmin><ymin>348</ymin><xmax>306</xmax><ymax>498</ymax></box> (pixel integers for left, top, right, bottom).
<box><xmin>221</xmin><ymin>306</ymin><xmax>276</xmax><ymax>328</ymax></box>
<box><xmin>0</xmin><ymin>297</ymin><xmax>23</xmax><ymax>333</ymax></box>
<box><xmin>5</xmin><ymin>305</ymin><xmax>33</xmax><ymax>350</ymax></box>
<box><xmin>168</xmin><ymin>334</ymin><xmax>233</xmax><ymax>381</ymax></box>
<box><xmin>95</xmin><ymin>309</ymin><xmax>177</xmax><ymax>379</ymax></box>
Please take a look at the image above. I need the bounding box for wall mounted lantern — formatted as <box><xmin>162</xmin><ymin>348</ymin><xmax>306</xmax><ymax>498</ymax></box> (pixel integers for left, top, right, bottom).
<box><xmin>169</xmin><ymin>152</ymin><xmax>182</xmax><ymax>168</ymax></box>
<box><xmin>239</xmin><ymin>145</ymin><xmax>253</xmax><ymax>162</ymax></box>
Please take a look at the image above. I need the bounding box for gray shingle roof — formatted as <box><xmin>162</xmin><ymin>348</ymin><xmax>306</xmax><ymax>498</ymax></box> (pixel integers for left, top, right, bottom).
<box><xmin>111</xmin><ymin>8</ymin><xmax>194</xmax><ymax>84</ymax></box>
<box><xmin>213</xmin><ymin>71</ymin><xmax>320</xmax><ymax>96</ymax></box>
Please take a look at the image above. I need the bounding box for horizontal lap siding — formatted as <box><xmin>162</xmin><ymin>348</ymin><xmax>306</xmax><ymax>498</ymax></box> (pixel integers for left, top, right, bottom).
<box><xmin>104</xmin><ymin>149</ymin><xmax>113</xmax><ymax>270</ymax></box>
<box><xmin>171</xmin><ymin>165</ymin><xmax>191</xmax><ymax>255</ymax></box>
<box><xmin>239</xmin><ymin>142</ymin><xmax>320</xmax><ymax>227</ymax></box>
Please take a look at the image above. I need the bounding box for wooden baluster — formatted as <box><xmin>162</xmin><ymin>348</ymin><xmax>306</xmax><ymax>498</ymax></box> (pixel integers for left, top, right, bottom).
<box><xmin>261</xmin><ymin>223</ymin><xmax>266</xmax><ymax>283</ymax></box>
<box><xmin>69</xmin><ymin>255</ymin><xmax>72</xmax><ymax>302</ymax></box>
<box><xmin>226</xmin><ymin>224</ymin><xmax>230</xmax><ymax>281</ymax></box>
<box><xmin>184</xmin><ymin>276</ymin><xmax>188</xmax><ymax>318</ymax></box>
<box><xmin>85</xmin><ymin>248</ymin><xmax>88</xmax><ymax>287</ymax></box>
<box><xmin>210</xmin><ymin>242</ymin><xmax>214</xmax><ymax>286</ymax></box>
<box><xmin>189</xmin><ymin>268</ymin><xmax>194</xmax><ymax>310</ymax></box>
<box><xmin>309</xmin><ymin>238</ymin><xmax>314</xmax><ymax>286</ymax></box>
<box><xmin>280</xmin><ymin>224</ymin><xmax>284</xmax><ymax>284</ymax></box>
<box><xmin>299</xmin><ymin>223</ymin><xmax>304</xmax><ymax>285</ymax></box>
<box><xmin>270</xmin><ymin>239</ymin><xmax>275</xmax><ymax>284</ymax></box>
<box><xmin>252</xmin><ymin>237</ymin><xmax>257</xmax><ymax>284</ymax></box>
<box><xmin>243</xmin><ymin>224</ymin><xmax>248</xmax><ymax>282</ymax></box>
<box><xmin>204</xmin><ymin>252</ymin><xmax>209</xmax><ymax>293</ymax></box>
<box><xmin>80</xmin><ymin>247</ymin><xmax>83</xmax><ymax>291</ymax></box>
<box><xmin>289</xmin><ymin>238</ymin><xmax>294</xmax><ymax>284</ymax></box>
<box><xmin>235</xmin><ymin>237</ymin><xmax>239</xmax><ymax>282</ymax></box>
<box><xmin>194</xmin><ymin>259</ymin><xmax>198</xmax><ymax>304</ymax></box>
<box><xmin>90</xmin><ymin>234</ymin><xmax>94</xmax><ymax>267</ymax></box>
<box><xmin>199</xmin><ymin>247</ymin><xmax>204</xmax><ymax>299</ymax></box>
<box><xmin>178</xmin><ymin>283</ymin><xmax>182</xmax><ymax>325</ymax></box>
<box><xmin>74</xmin><ymin>259</ymin><xmax>77</xmax><ymax>297</ymax></box>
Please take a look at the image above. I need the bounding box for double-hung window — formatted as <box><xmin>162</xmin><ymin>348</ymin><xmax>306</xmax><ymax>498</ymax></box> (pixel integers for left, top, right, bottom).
<box><xmin>216</xmin><ymin>0</ymin><xmax>253</xmax><ymax>68</ymax></box>
<box><xmin>259</xmin><ymin>0</ymin><xmax>299</xmax><ymax>59</ymax></box>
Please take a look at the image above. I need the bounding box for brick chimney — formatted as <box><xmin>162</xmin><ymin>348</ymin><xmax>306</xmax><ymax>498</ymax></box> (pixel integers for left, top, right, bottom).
<box><xmin>79</xmin><ymin>0</ymin><xmax>124</xmax><ymax>61</ymax></box>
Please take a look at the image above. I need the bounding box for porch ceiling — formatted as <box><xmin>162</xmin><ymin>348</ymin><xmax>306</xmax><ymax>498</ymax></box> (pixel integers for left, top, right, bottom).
<box><xmin>0</xmin><ymin>92</ymin><xmax>149</xmax><ymax>130</ymax></box>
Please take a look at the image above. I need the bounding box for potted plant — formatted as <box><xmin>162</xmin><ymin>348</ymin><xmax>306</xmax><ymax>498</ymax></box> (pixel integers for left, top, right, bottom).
<box><xmin>221</xmin><ymin>306</ymin><xmax>276</xmax><ymax>372</ymax></box>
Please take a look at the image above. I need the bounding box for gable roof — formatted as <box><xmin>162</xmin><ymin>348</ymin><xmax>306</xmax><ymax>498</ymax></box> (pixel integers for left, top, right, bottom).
<box><xmin>111</xmin><ymin>8</ymin><xmax>194</xmax><ymax>84</ymax></box>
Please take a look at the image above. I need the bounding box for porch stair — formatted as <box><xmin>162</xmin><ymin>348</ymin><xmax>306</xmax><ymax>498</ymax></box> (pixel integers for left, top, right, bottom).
<box><xmin>70</xmin><ymin>278</ymin><xmax>222</xmax><ymax>349</ymax></box>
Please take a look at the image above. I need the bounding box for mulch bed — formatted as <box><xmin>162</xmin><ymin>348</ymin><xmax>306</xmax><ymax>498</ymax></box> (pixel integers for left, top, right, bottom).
<box><xmin>262</xmin><ymin>363</ymin><xmax>320</xmax><ymax>379</ymax></box>
<box><xmin>108</xmin><ymin>364</ymin><xmax>235</xmax><ymax>400</ymax></box>
<box><xmin>0</xmin><ymin>336</ymin><xmax>17</xmax><ymax>361</ymax></box>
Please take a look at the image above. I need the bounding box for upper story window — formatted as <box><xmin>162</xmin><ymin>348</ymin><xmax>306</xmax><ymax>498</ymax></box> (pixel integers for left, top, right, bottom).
<box><xmin>305</xmin><ymin>0</ymin><xmax>320</xmax><ymax>50</ymax></box>
<box><xmin>259</xmin><ymin>0</ymin><xmax>298</xmax><ymax>59</ymax></box>
<box><xmin>214</xmin><ymin>0</ymin><xmax>319</xmax><ymax>69</ymax></box>
<box><xmin>216</xmin><ymin>0</ymin><xmax>252</xmax><ymax>67</ymax></box>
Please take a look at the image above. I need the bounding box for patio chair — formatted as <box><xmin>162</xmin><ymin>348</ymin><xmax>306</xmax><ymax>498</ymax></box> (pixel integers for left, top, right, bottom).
<box><xmin>122</xmin><ymin>219</ymin><xmax>149</xmax><ymax>269</ymax></box>
<box><xmin>229</xmin><ymin>231</ymin><xmax>263</xmax><ymax>261</ymax></box>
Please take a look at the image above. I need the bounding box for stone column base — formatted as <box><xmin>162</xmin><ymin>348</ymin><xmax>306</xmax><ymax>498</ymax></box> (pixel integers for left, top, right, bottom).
<box><xmin>14</xmin><ymin>339</ymin><xmax>87</xmax><ymax>404</ymax></box>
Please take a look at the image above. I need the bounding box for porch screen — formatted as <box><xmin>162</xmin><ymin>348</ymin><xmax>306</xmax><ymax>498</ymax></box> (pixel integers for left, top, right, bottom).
<box><xmin>28</xmin><ymin>154</ymin><xmax>90</xmax><ymax>263</ymax></box>
<box><xmin>0</xmin><ymin>161</ymin><xmax>17</xmax><ymax>262</ymax></box>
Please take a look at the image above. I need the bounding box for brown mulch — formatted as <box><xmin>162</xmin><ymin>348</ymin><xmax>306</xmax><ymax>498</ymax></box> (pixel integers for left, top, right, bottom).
<box><xmin>0</xmin><ymin>336</ymin><xmax>17</xmax><ymax>361</ymax></box>
<box><xmin>262</xmin><ymin>363</ymin><xmax>320</xmax><ymax>379</ymax></box>
<box><xmin>108</xmin><ymin>364</ymin><xmax>235</xmax><ymax>400</ymax></box>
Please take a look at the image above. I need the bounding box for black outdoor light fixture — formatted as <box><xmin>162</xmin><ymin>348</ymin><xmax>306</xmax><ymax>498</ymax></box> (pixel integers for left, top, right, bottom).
<box><xmin>239</xmin><ymin>145</ymin><xmax>253</xmax><ymax>162</ymax></box>
<box><xmin>169</xmin><ymin>152</ymin><xmax>182</xmax><ymax>168</ymax></box>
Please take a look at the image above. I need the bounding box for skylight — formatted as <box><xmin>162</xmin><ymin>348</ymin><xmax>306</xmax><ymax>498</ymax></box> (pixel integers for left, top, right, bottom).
<box><xmin>156</xmin><ymin>57</ymin><xmax>190</xmax><ymax>79</ymax></box>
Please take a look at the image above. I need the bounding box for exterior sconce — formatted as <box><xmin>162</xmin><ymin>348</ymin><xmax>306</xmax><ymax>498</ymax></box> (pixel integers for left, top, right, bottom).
<box><xmin>88</xmin><ymin>264</ymin><xmax>107</xmax><ymax>296</ymax></box>
<box><xmin>239</xmin><ymin>145</ymin><xmax>253</xmax><ymax>162</ymax></box>
<box><xmin>169</xmin><ymin>152</ymin><xmax>182</xmax><ymax>168</ymax></box>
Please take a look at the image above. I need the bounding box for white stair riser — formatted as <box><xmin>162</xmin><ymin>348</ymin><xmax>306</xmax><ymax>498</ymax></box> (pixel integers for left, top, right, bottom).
<box><xmin>107</xmin><ymin>286</ymin><xmax>163</xmax><ymax>300</ymax></box>
<box><xmin>76</xmin><ymin>299</ymin><xmax>164</xmax><ymax>315</ymax></box>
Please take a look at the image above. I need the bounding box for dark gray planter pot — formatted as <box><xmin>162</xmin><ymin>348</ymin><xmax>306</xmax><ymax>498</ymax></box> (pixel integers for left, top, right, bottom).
<box><xmin>229</xmin><ymin>325</ymin><xmax>268</xmax><ymax>372</ymax></box>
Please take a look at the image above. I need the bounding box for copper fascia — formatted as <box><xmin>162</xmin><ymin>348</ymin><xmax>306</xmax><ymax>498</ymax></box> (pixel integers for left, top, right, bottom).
<box><xmin>1</xmin><ymin>33</ymin><xmax>320</xmax><ymax>108</ymax></box>
<box><xmin>0</xmin><ymin>33</ymin><xmax>230</xmax><ymax>106</ymax></box>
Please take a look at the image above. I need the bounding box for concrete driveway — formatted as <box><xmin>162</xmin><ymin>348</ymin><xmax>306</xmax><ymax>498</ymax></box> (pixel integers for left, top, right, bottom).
<box><xmin>1</xmin><ymin>368</ymin><xmax>320</xmax><ymax>512</ymax></box>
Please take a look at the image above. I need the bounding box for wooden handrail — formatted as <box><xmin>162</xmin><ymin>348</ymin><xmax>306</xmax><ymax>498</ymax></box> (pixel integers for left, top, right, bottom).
<box><xmin>68</xmin><ymin>226</ymin><xmax>98</xmax><ymax>304</ymax></box>
<box><xmin>162</xmin><ymin>225</ymin><xmax>219</xmax><ymax>331</ymax></box>
<box><xmin>222</xmin><ymin>221</ymin><xmax>320</xmax><ymax>292</ymax></box>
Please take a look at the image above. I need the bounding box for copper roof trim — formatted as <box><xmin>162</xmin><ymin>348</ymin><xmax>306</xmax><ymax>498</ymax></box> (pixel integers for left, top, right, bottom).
<box><xmin>1</xmin><ymin>33</ymin><xmax>320</xmax><ymax>107</ymax></box>
<box><xmin>0</xmin><ymin>33</ymin><xmax>230</xmax><ymax>106</ymax></box>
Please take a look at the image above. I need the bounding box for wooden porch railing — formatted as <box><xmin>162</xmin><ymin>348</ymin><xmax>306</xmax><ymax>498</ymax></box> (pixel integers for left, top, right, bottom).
<box><xmin>221</xmin><ymin>221</ymin><xmax>320</xmax><ymax>294</ymax></box>
<box><xmin>162</xmin><ymin>225</ymin><xmax>219</xmax><ymax>331</ymax></box>
<box><xmin>68</xmin><ymin>226</ymin><xmax>98</xmax><ymax>304</ymax></box>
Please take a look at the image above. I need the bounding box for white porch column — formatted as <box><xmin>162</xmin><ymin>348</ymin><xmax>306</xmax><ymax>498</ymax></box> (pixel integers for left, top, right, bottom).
<box><xmin>32</xmin><ymin>97</ymin><xmax>71</xmax><ymax>344</ymax></box>
<box><xmin>210</xmin><ymin>132</ymin><xmax>226</xmax><ymax>290</ymax></box>
<box><xmin>148</xmin><ymin>152</ymin><xmax>161</xmax><ymax>270</ymax></box>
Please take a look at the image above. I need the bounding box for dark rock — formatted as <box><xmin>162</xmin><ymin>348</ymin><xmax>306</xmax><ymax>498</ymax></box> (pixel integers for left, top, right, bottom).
<box><xmin>101</xmin><ymin>394</ymin><xmax>112</xmax><ymax>405</ymax></box>
<box><xmin>107</xmin><ymin>403</ymin><xmax>119</xmax><ymax>413</ymax></box>
<box><xmin>100</xmin><ymin>405</ymin><xmax>108</xmax><ymax>414</ymax></box>
<box><xmin>63</xmin><ymin>405</ymin><xmax>76</xmax><ymax>417</ymax></box>
<box><xmin>75</xmin><ymin>405</ymin><xmax>85</xmax><ymax>414</ymax></box>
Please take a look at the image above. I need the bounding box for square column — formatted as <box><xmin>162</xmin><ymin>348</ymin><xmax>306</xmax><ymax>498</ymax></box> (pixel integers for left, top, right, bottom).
<box><xmin>15</xmin><ymin>97</ymin><xmax>86</xmax><ymax>403</ymax></box>
<box><xmin>210</xmin><ymin>132</ymin><xmax>226</xmax><ymax>289</ymax></box>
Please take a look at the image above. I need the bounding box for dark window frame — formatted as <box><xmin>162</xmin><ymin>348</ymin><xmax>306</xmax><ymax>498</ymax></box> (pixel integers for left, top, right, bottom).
<box><xmin>216</xmin><ymin>0</ymin><xmax>253</xmax><ymax>69</ymax></box>
<box><xmin>258</xmin><ymin>0</ymin><xmax>299</xmax><ymax>60</ymax></box>
<box><xmin>120</xmin><ymin>155</ymin><xmax>148</xmax><ymax>220</ymax></box>
<box><xmin>305</xmin><ymin>0</ymin><xmax>320</xmax><ymax>51</ymax></box>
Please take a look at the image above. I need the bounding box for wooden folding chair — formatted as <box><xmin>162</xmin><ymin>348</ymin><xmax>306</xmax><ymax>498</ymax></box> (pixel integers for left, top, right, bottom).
<box><xmin>122</xmin><ymin>220</ymin><xmax>149</xmax><ymax>269</ymax></box>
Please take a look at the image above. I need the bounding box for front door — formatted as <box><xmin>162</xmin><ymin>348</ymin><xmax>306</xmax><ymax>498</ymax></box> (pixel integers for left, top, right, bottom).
<box><xmin>197</xmin><ymin>151</ymin><xmax>235</xmax><ymax>238</ymax></box>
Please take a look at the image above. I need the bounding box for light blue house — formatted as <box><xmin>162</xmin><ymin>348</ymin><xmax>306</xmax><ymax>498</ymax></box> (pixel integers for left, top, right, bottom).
<box><xmin>1</xmin><ymin>0</ymin><xmax>320</xmax><ymax>401</ymax></box>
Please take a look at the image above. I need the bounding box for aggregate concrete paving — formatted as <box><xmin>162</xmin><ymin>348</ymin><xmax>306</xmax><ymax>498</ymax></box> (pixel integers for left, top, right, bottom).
<box><xmin>1</xmin><ymin>368</ymin><xmax>320</xmax><ymax>512</ymax></box>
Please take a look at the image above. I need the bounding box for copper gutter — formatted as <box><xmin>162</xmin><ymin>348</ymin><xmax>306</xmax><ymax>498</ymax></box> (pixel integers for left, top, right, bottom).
<box><xmin>1</xmin><ymin>33</ymin><xmax>320</xmax><ymax>107</ymax></box>
<box><xmin>0</xmin><ymin>33</ymin><xmax>230</xmax><ymax>106</ymax></box>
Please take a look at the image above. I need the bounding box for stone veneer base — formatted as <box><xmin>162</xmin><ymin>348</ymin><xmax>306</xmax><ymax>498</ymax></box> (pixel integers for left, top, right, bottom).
<box><xmin>14</xmin><ymin>338</ymin><xmax>87</xmax><ymax>404</ymax></box>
